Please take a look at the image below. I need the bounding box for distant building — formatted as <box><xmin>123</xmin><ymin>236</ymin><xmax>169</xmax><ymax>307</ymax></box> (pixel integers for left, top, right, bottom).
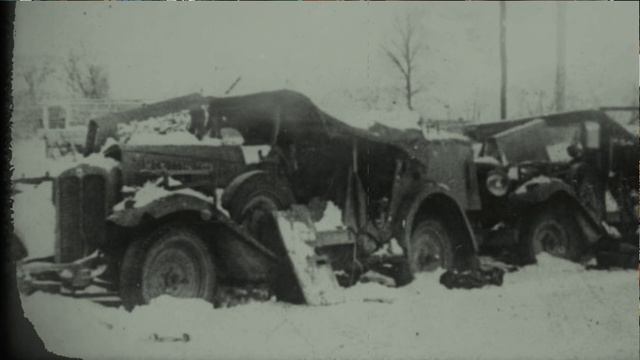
<box><xmin>13</xmin><ymin>99</ymin><xmax>143</xmax><ymax>137</ymax></box>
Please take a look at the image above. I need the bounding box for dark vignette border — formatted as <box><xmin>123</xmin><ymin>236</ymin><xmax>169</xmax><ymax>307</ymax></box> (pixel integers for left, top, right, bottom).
<box><xmin>0</xmin><ymin>3</ymin><xmax>69</xmax><ymax>360</ymax></box>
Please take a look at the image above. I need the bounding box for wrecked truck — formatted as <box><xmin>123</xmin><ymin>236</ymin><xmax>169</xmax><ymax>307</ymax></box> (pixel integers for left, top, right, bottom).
<box><xmin>463</xmin><ymin>108</ymin><xmax>638</xmax><ymax>266</ymax></box>
<box><xmin>16</xmin><ymin>90</ymin><xmax>482</xmax><ymax>308</ymax></box>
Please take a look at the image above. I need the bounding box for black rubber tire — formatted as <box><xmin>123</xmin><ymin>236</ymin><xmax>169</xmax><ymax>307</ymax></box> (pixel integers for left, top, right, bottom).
<box><xmin>119</xmin><ymin>225</ymin><xmax>216</xmax><ymax>310</ymax></box>
<box><xmin>409</xmin><ymin>219</ymin><xmax>454</xmax><ymax>273</ymax></box>
<box><xmin>520</xmin><ymin>207</ymin><xmax>584</xmax><ymax>264</ymax></box>
<box><xmin>225</xmin><ymin>175</ymin><xmax>294</xmax><ymax>251</ymax></box>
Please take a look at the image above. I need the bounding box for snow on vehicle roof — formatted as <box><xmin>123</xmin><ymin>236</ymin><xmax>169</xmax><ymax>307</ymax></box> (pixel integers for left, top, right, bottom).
<box><xmin>464</xmin><ymin>109</ymin><xmax>638</xmax><ymax>142</ymax></box>
<box><xmin>421</xmin><ymin>127</ymin><xmax>470</xmax><ymax>142</ymax></box>
<box><xmin>324</xmin><ymin>105</ymin><xmax>469</xmax><ymax>141</ymax></box>
<box><xmin>326</xmin><ymin>108</ymin><xmax>422</xmax><ymax>131</ymax></box>
<box><xmin>324</xmin><ymin>107</ymin><xmax>470</xmax><ymax>142</ymax></box>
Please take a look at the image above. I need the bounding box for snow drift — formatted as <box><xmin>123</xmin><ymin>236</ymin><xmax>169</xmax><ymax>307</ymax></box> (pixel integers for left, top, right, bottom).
<box><xmin>20</xmin><ymin>256</ymin><xmax>637</xmax><ymax>360</ymax></box>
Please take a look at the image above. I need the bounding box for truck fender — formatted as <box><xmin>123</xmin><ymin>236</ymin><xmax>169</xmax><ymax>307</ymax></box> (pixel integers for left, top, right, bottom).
<box><xmin>397</xmin><ymin>182</ymin><xmax>479</xmax><ymax>269</ymax></box>
<box><xmin>220</xmin><ymin>170</ymin><xmax>267</xmax><ymax>210</ymax></box>
<box><xmin>508</xmin><ymin>178</ymin><xmax>575</xmax><ymax>205</ymax></box>
<box><xmin>107</xmin><ymin>192</ymin><xmax>281</xmax><ymax>284</ymax></box>
<box><xmin>108</xmin><ymin>193</ymin><xmax>219</xmax><ymax>228</ymax></box>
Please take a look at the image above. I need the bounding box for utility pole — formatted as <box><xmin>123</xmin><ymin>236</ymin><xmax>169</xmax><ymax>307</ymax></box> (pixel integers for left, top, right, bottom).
<box><xmin>499</xmin><ymin>1</ymin><xmax>507</xmax><ymax>120</ymax></box>
<box><xmin>555</xmin><ymin>1</ymin><xmax>567</xmax><ymax>112</ymax></box>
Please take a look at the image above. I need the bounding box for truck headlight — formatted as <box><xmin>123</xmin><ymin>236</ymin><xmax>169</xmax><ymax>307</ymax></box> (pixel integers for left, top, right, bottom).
<box><xmin>486</xmin><ymin>170</ymin><xmax>509</xmax><ymax>197</ymax></box>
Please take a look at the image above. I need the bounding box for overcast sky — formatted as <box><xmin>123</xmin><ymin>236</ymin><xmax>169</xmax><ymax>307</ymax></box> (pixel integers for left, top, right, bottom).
<box><xmin>13</xmin><ymin>1</ymin><xmax>639</xmax><ymax>121</ymax></box>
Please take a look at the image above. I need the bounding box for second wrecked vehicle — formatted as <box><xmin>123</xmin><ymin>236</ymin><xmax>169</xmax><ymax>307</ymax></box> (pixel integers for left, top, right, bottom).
<box><xmin>17</xmin><ymin>90</ymin><xmax>485</xmax><ymax>308</ymax></box>
<box><xmin>463</xmin><ymin>109</ymin><xmax>638</xmax><ymax>266</ymax></box>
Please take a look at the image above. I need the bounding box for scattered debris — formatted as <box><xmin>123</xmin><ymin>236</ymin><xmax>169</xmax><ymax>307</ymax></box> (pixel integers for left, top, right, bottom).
<box><xmin>439</xmin><ymin>266</ymin><xmax>505</xmax><ymax>290</ymax></box>
<box><xmin>150</xmin><ymin>333</ymin><xmax>191</xmax><ymax>343</ymax></box>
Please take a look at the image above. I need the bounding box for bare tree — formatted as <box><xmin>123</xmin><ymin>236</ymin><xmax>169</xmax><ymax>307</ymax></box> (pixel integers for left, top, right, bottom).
<box><xmin>65</xmin><ymin>50</ymin><xmax>110</xmax><ymax>99</ymax></box>
<box><xmin>383</xmin><ymin>13</ymin><xmax>424</xmax><ymax>111</ymax></box>
<box><xmin>18</xmin><ymin>62</ymin><xmax>55</xmax><ymax>102</ymax></box>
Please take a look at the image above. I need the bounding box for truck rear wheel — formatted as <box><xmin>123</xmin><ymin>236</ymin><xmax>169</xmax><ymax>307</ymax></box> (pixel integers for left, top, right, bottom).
<box><xmin>521</xmin><ymin>207</ymin><xmax>584</xmax><ymax>263</ymax></box>
<box><xmin>409</xmin><ymin>219</ymin><xmax>454</xmax><ymax>273</ymax></box>
<box><xmin>226</xmin><ymin>176</ymin><xmax>293</xmax><ymax>251</ymax></box>
<box><xmin>119</xmin><ymin>225</ymin><xmax>216</xmax><ymax>310</ymax></box>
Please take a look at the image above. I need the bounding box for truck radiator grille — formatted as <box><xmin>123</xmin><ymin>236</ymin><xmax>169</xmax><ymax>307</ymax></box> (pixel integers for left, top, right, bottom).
<box><xmin>55</xmin><ymin>170</ymin><xmax>107</xmax><ymax>263</ymax></box>
<box><xmin>83</xmin><ymin>174</ymin><xmax>107</xmax><ymax>252</ymax></box>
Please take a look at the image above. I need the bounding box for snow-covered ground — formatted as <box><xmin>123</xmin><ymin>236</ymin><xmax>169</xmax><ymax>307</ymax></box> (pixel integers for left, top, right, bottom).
<box><xmin>20</xmin><ymin>257</ymin><xmax>638</xmax><ymax>360</ymax></box>
<box><xmin>11</xmin><ymin>138</ymin><xmax>639</xmax><ymax>359</ymax></box>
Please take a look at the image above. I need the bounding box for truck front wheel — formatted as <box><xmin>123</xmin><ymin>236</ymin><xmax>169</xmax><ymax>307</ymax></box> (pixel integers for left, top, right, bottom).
<box><xmin>119</xmin><ymin>225</ymin><xmax>216</xmax><ymax>310</ymax></box>
<box><xmin>521</xmin><ymin>208</ymin><xmax>584</xmax><ymax>263</ymax></box>
<box><xmin>409</xmin><ymin>219</ymin><xmax>454</xmax><ymax>273</ymax></box>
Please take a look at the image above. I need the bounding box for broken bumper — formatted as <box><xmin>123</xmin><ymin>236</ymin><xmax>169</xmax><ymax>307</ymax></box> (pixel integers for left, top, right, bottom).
<box><xmin>16</xmin><ymin>251</ymin><xmax>107</xmax><ymax>293</ymax></box>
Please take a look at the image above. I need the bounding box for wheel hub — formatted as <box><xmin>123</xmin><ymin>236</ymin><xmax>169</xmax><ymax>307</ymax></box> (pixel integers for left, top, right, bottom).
<box><xmin>532</xmin><ymin>221</ymin><xmax>568</xmax><ymax>257</ymax></box>
<box><xmin>161</xmin><ymin>266</ymin><xmax>189</xmax><ymax>293</ymax></box>
<box><xmin>143</xmin><ymin>245</ymin><xmax>202</xmax><ymax>300</ymax></box>
<box><xmin>412</xmin><ymin>230</ymin><xmax>444</xmax><ymax>272</ymax></box>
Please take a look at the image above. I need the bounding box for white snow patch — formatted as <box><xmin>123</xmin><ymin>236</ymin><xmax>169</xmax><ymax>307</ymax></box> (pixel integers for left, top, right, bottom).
<box><xmin>99</xmin><ymin>137</ymin><xmax>119</xmax><ymax>153</ymax></box>
<box><xmin>12</xmin><ymin>139</ymin><xmax>119</xmax><ymax>180</ymax></box>
<box><xmin>241</xmin><ymin>145</ymin><xmax>271</xmax><ymax>165</ymax></box>
<box><xmin>220</xmin><ymin>127</ymin><xmax>245</xmax><ymax>146</ymax></box>
<box><xmin>472</xmin><ymin>142</ymin><xmax>483</xmax><ymax>158</ymax></box>
<box><xmin>313</xmin><ymin>201</ymin><xmax>344</xmax><ymax>231</ymax></box>
<box><xmin>11</xmin><ymin>139</ymin><xmax>79</xmax><ymax>178</ymax></box>
<box><xmin>113</xmin><ymin>180</ymin><xmax>213</xmax><ymax>211</ymax></box>
<box><xmin>507</xmin><ymin>166</ymin><xmax>519</xmax><ymax>180</ymax></box>
<box><xmin>329</xmin><ymin>108</ymin><xmax>423</xmax><ymax>131</ymax></box>
<box><xmin>422</xmin><ymin>127</ymin><xmax>470</xmax><ymax>142</ymax></box>
<box><xmin>153</xmin><ymin>176</ymin><xmax>183</xmax><ymax>187</ymax></box>
<box><xmin>491</xmin><ymin>222</ymin><xmax>506</xmax><ymax>231</ymax></box>
<box><xmin>601</xmin><ymin>222</ymin><xmax>622</xmax><ymax>239</ymax></box>
<box><xmin>117</xmin><ymin>110</ymin><xmax>191</xmax><ymax>142</ymax></box>
<box><xmin>546</xmin><ymin>142</ymin><xmax>573</xmax><ymax>163</ymax></box>
<box><xmin>475</xmin><ymin>155</ymin><xmax>502</xmax><ymax>167</ymax></box>
<box><xmin>514</xmin><ymin>175</ymin><xmax>552</xmax><ymax>195</ymax></box>
<box><xmin>20</xmin><ymin>254</ymin><xmax>638</xmax><ymax>360</ymax></box>
<box><xmin>324</xmin><ymin>107</ymin><xmax>469</xmax><ymax>142</ymax></box>
<box><xmin>604</xmin><ymin>190</ymin><xmax>620</xmax><ymax>212</ymax></box>
<box><xmin>78</xmin><ymin>153</ymin><xmax>119</xmax><ymax>171</ymax></box>
<box><xmin>388</xmin><ymin>238</ymin><xmax>404</xmax><ymax>256</ymax></box>
<box><xmin>118</xmin><ymin>110</ymin><xmax>228</xmax><ymax>147</ymax></box>
<box><xmin>373</xmin><ymin>238</ymin><xmax>405</xmax><ymax>257</ymax></box>
<box><xmin>11</xmin><ymin>144</ymin><xmax>115</xmax><ymax>259</ymax></box>
<box><xmin>12</xmin><ymin>183</ymin><xmax>56</xmax><ymax>259</ymax></box>
<box><xmin>214</xmin><ymin>188</ymin><xmax>229</xmax><ymax>217</ymax></box>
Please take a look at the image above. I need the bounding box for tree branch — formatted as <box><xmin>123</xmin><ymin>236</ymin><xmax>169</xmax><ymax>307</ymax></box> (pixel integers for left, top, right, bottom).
<box><xmin>383</xmin><ymin>47</ymin><xmax>409</xmax><ymax>78</ymax></box>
